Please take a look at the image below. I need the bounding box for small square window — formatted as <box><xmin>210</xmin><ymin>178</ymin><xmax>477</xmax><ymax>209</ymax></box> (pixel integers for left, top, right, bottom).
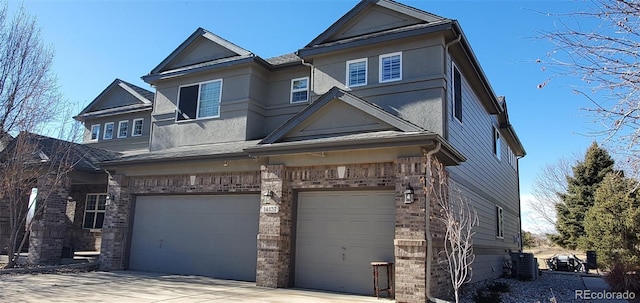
<box><xmin>90</xmin><ymin>125</ymin><xmax>100</xmax><ymax>141</ymax></box>
<box><xmin>291</xmin><ymin>77</ymin><xmax>309</xmax><ymax>103</ymax></box>
<box><xmin>132</xmin><ymin>118</ymin><xmax>144</xmax><ymax>136</ymax></box>
<box><xmin>379</xmin><ymin>52</ymin><xmax>402</xmax><ymax>82</ymax></box>
<box><xmin>103</xmin><ymin>122</ymin><xmax>114</xmax><ymax>140</ymax></box>
<box><xmin>118</xmin><ymin>121</ymin><xmax>128</xmax><ymax>138</ymax></box>
<box><xmin>346</xmin><ymin>58</ymin><xmax>367</xmax><ymax>87</ymax></box>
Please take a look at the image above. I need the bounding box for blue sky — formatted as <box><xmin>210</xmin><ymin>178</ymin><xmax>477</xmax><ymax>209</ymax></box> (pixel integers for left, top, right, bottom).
<box><xmin>10</xmin><ymin>0</ymin><xmax>600</xmax><ymax>231</ymax></box>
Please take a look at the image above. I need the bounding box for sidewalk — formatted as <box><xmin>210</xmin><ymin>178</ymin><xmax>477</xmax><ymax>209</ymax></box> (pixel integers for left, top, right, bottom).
<box><xmin>581</xmin><ymin>276</ymin><xmax>631</xmax><ymax>302</ymax></box>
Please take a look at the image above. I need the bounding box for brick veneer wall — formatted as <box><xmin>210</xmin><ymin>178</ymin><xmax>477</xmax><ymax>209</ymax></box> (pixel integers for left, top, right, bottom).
<box><xmin>99</xmin><ymin>171</ymin><xmax>261</xmax><ymax>270</ymax></box>
<box><xmin>99</xmin><ymin>159</ymin><xmax>451</xmax><ymax>302</ymax></box>
<box><xmin>28</xmin><ymin>175</ymin><xmax>71</xmax><ymax>265</ymax></box>
<box><xmin>68</xmin><ymin>184</ymin><xmax>107</xmax><ymax>252</ymax></box>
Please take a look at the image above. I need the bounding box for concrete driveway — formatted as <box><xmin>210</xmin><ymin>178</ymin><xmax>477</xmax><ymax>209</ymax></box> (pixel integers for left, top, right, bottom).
<box><xmin>0</xmin><ymin>270</ymin><xmax>394</xmax><ymax>302</ymax></box>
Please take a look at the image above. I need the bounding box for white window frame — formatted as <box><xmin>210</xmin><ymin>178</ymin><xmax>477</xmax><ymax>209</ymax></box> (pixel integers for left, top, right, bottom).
<box><xmin>83</xmin><ymin>193</ymin><xmax>107</xmax><ymax>230</ymax></box>
<box><xmin>176</xmin><ymin>79</ymin><xmax>223</xmax><ymax>121</ymax></box>
<box><xmin>346</xmin><ymin>58</ymin><xmax>368</xmax><ymax>87</ymax></box>
<box><xmin>452</xmin><ymin>63</ymin><xmax>462</xmax><ymax>124</ymax></box>
<box><xmin>103</xmin><ymin>122</ymin><xmax>114</xmax><ymax>140</ymax></box>
<box><xmin>496</xmin><ymin>205</ymin><xmax>504</xmax><ymax>238</ymax></box>
<box><xmin>117</xmin><ymin>120</ymin><xmax>129</xmax><ymax>138</ymax></box>
<box><xmin>90</xmin><ymin>124</ymin><xmax>100</xmax><ymax>141</ymax></box>
<box><xmin>379</xmin><ymin>52</ymin><xmax>402</xmax><ymax>83</ymax></box>
<box><xmin>493</xmin><ymin>126</ymin><xmax>502</xmax><ymax>160</ymax></box>
<box><xmin>132</xmin><ymin>118</ymin><xmax>144</xmax><ymax>137</ymax></box>
<box><xmin>290</xmin><ymin>77</ymin><xmax>309</xmax><ymax>103</ymax></box>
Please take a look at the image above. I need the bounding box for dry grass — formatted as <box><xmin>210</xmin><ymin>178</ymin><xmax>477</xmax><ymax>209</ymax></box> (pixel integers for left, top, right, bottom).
<box><xmin>523</xmin><ymin>245</ymin><xmax>587</xmax><ymax>270</ymax></box>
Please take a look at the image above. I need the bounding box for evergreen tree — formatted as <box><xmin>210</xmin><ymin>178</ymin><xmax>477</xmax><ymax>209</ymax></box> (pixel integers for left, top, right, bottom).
<box><xmin>584</xmin><ymin>172</ymin><xmax>640</xmax><ymax>269</ymax></box>
<box><xmin>551</xmin><ymin>142</ymin><xmax>614</xmax><ymax>249</ymax></box>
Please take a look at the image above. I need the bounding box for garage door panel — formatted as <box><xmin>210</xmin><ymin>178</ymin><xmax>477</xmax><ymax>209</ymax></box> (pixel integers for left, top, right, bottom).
<box><xmin>295</xmin><ymin>191</ymin><xmax>395</xmax><ymax>295</ymax></box>
<box><xmin>129</xmin><ymin>195</ymin><xmax>259</xmax><ymax>282</ymax></box>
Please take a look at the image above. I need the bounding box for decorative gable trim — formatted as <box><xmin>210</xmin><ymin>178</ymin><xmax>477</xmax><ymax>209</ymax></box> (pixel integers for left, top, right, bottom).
<box><xmin>75</xmin><ymin>79</ymin><xmax>153</xmax><ymax>121</ymax></box>
<box><xmin>147</xmin><ymin>27</ymin><xmax>253</xmax><ymax>77</ymax></box>
<box><xmin>305</xmin><ymin>0</ymin><xmax>447</xmax><ymax>48</ymax></box>
<box><xmin>259</xmin><ymin>86</ymin><xmax>423</xmax><ymax>144</ymax></box>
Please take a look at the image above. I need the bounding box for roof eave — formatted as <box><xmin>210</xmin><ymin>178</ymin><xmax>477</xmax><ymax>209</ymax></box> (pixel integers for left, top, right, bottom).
<box><xmin>142</xmin><ymin>56</ymin><xmax>256</xmax><ymax>84</ymax></box>
<box><xmin>298</xmin><ymin>22</ymin><xmax>452</xmax><ymax>58</ymax></box>
<box><xmin>100</xmin><ymin>151</ymin><xmax>251</xmax><ymax>168</ymax></box>
<box><xmin>247</xmin><ymin>133</ymin><xmax>466</xmax><ymax>165</ymax></box>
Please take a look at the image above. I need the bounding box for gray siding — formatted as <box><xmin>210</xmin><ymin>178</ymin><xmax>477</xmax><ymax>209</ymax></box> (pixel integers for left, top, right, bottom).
<box><xmin>445</xmin><ymin>57</ymin><xmax>520</xmax><ymax>250</ymax></box>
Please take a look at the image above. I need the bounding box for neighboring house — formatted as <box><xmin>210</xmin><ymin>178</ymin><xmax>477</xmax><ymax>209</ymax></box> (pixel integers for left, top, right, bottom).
<box><xmin>22</xmin><ymin>1</ymin><xmax>525</xmax><ymax>302</ymax></box>
<box><xmin>74</xmin><ymin>78</ymin><xmax>154</xmax><ymax>155</ymax></box>
<box><xmin>0</xmin><ymin>133</ymin><xmax>119</xmax><ymax>263</ymax></box>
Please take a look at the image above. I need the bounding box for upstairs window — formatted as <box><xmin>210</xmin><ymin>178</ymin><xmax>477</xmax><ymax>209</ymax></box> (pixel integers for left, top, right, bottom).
<box><xmin>103</xmin><ymin>122</ymin><xmax>114</xmax><ymax>140</ymax></box>
<box><xmin>291</xmin><ymin>77</ymin><xmax>309</xmax><ymax>103</ymax></box>
<box><xmin>83</xmin><ymin>194</ymin><xmax>107</xmax><ymax>229</ymax></box>
<box><xmin>379</xmin><ymin>52</ymin><xmax>402</xmax><ymax>82</ymax></box>
<box><xmin>132</xmin><ymin>118</ymin><xmax>144</xmax><ymax>136</ymax></box>
<box><xmin>346</xmin><ymin>58</ymin><xmax>367</xmax><ymax>87</ymax></box>
<box><xmin>118</xmin><ymin>120</ymin><xmax>128</xmax><ymax>138</ymax></box>
<box><xmin>453</xmin><ymin>65</ymin><xmax>462</xmax><ymax>123</ymax></box>
<box><xmin>90</xmin><ymin>125</ymin><xmax>100</xmax><ymax>141</ymax></box>
<box><xmin>493</xmin><ymin>127</ymin><xmax>502</xmax><ymax>160</ymax></box>
<box><xmin>176</xmin><ymin>79</ymin><xmax>223</xmax><ymax>121</ymax></box>
<box><xmin>496</xmin><ymin>206</ymin><xmax>504</xmax><ymax>238</ymax></box>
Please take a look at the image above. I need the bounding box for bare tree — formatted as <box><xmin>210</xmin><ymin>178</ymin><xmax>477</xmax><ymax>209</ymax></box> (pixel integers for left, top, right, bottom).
<box><xmin>539</xmin><ymin>0</ymin><xmax>640</xmax><ymax>177</ymax></box>
<box><xmin>524</xmin><ymin>156</ymin><xmax>576</xmax><ymax>233</ymax></box>
<box><xmin>426</xmin><ymin>156</ymin><xmax>478</xmax><ymax>303</ymax></box>
<box><xmin>1</xmin><ymin>133</ymin><xmax>75</xmax><ymax>268</ymax></box>
<box><xmin>0</xmin><ymin>2</ymin><xmax>75</xmax><ymax>268</ymax></box>
<box><xmin>0</xmin><ymin>2</ymin><xmax>62</xmax><ymax>140</ymax></box>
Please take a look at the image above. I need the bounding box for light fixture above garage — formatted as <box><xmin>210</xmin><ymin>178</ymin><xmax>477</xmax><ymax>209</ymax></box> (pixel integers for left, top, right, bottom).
<box><xmin>403</xmin><ymin>185</ymin><xmax>414</xmax><ymax>204</ymax></box>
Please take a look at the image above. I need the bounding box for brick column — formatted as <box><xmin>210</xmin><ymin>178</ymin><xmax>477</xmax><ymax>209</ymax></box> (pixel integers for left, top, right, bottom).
<box><xmin>99</xmin><ymin>173</ymin><xmax>132</xmax><ymax>270</ymax></box>
<box><xmin>256</xmin><ymin>164</ymin><xmax>292</xmax><ymax>288</ymax></box>
<box><xmin>28</xmin><ymin>174</ymin><xmax>71</xmax><ymax>265</ymax></box>
<box><xmin>394</xmin><ymin>157</ymin><xmax>428</xmax><ymax>303</ymax></box>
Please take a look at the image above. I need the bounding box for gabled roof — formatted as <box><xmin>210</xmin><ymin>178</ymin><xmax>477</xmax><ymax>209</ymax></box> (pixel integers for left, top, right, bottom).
<box><xmin>75</xmin><ymin>79</ymin><xmax>153</xmax><ymax>121</ymax></box>
<box><xmin>143</xmin><ymin>28</ymin><xmax>256</xmax><ymax>83</ymax></box>
<box><xmin>260</xmin><ymin>87</ymin><xmax>424</xmax><ymax>144</ymax></box>
<box><xmin>1</xmin><ymin>132</ymin><xmax>121</xmax><ymax>172</ymax></box>
<box><xmin>300</xmin><ymin>0</ymin><xmax>449</xmax><ymax>55</ymax></box>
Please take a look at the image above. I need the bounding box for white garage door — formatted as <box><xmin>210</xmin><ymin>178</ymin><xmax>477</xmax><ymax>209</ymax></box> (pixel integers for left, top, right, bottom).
<box><xmin>295</xmin><ymin>190</ymin><xmax>395</xmax><ymax>295</ymax></box>
<box><xmin>129</xmin><ymin>195</ymin><xmax>259</xmax><ymax>281</ymax></box>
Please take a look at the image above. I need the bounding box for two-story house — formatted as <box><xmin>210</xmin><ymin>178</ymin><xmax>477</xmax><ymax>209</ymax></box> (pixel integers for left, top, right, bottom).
<box><xmin>26</xmin><ymin>1</ymin><xmax>525</xmax><ymax>302</ymax></box>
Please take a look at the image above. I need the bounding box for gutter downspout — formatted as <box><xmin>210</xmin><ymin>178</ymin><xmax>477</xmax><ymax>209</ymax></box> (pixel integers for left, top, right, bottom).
<box><xmin>425</xmin><ymin>142</ymin><xmax>450</xmax><ymax>303</ymax></box>
<box><xmin>443</xmin><ymin>33</ymin><xmax>462</xmax><ymax>140</ymax></box>
<box><xmin>299</xmin><ymin>56</ymin><xmax>315</xmax><ymax>102</ymax></box>
<box><xmin>426</xmin><ymin>33</ymin><xmax>462</xmax><ymax>303</ymax></box>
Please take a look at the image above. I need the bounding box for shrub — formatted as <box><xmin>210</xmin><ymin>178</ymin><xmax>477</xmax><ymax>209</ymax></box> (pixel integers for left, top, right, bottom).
<box><xmin>605</xmin><ymin>263</ymin><xmax>640</xmax><ymax>295</ymax></box>
<box><xmin>487</xmin><ymin>281</ymin><xmax>511</xmax><ymax>293</ymax></box>
<box><xmin>472</xmin><ymin>288</ymin><xmax>501</xmax><ymax>303</ymax></box>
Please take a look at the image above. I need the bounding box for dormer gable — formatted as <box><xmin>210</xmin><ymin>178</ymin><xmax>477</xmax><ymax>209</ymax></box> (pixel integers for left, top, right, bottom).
<box><xmin>143</xmin><ymin>28</ymin><xmax>254</xmax><ymax>83</ymax></box>
<box><xmin>305</xmin><ymin>0</ymin><xmax>448</xmax><ymax>48</ymax></box>
<box><xmin>74</xmin><ymin>79</ymin><xmax>153</xmax><ymax>121</ymax></box>
<box><xmin>260</xmin><ymin>87</ymin><xmax>423</xmax><ymax>144</ymax></box>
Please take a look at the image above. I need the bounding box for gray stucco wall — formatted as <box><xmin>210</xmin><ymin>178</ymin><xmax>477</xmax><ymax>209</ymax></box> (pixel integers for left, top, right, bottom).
<box><xmin>308</xmin><ymin>36</ymin><xmax>446</xmax><ymax>135</ymax></box>
<box><xmin>82</xmin><ymin>111</ymin><xmax>151</xmax><ymax>154</ymax></box>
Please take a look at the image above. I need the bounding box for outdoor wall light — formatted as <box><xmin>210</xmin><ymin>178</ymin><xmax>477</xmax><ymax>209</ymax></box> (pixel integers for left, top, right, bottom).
<box><xmin>403</xmin><ymin>185</ymin><xmax>414</xmax><ymax>204</ymax></box>
<box><xmin>264</xmin><ymin>190</ymin><xmax>275</xmax><ymax>199</ymax></box>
